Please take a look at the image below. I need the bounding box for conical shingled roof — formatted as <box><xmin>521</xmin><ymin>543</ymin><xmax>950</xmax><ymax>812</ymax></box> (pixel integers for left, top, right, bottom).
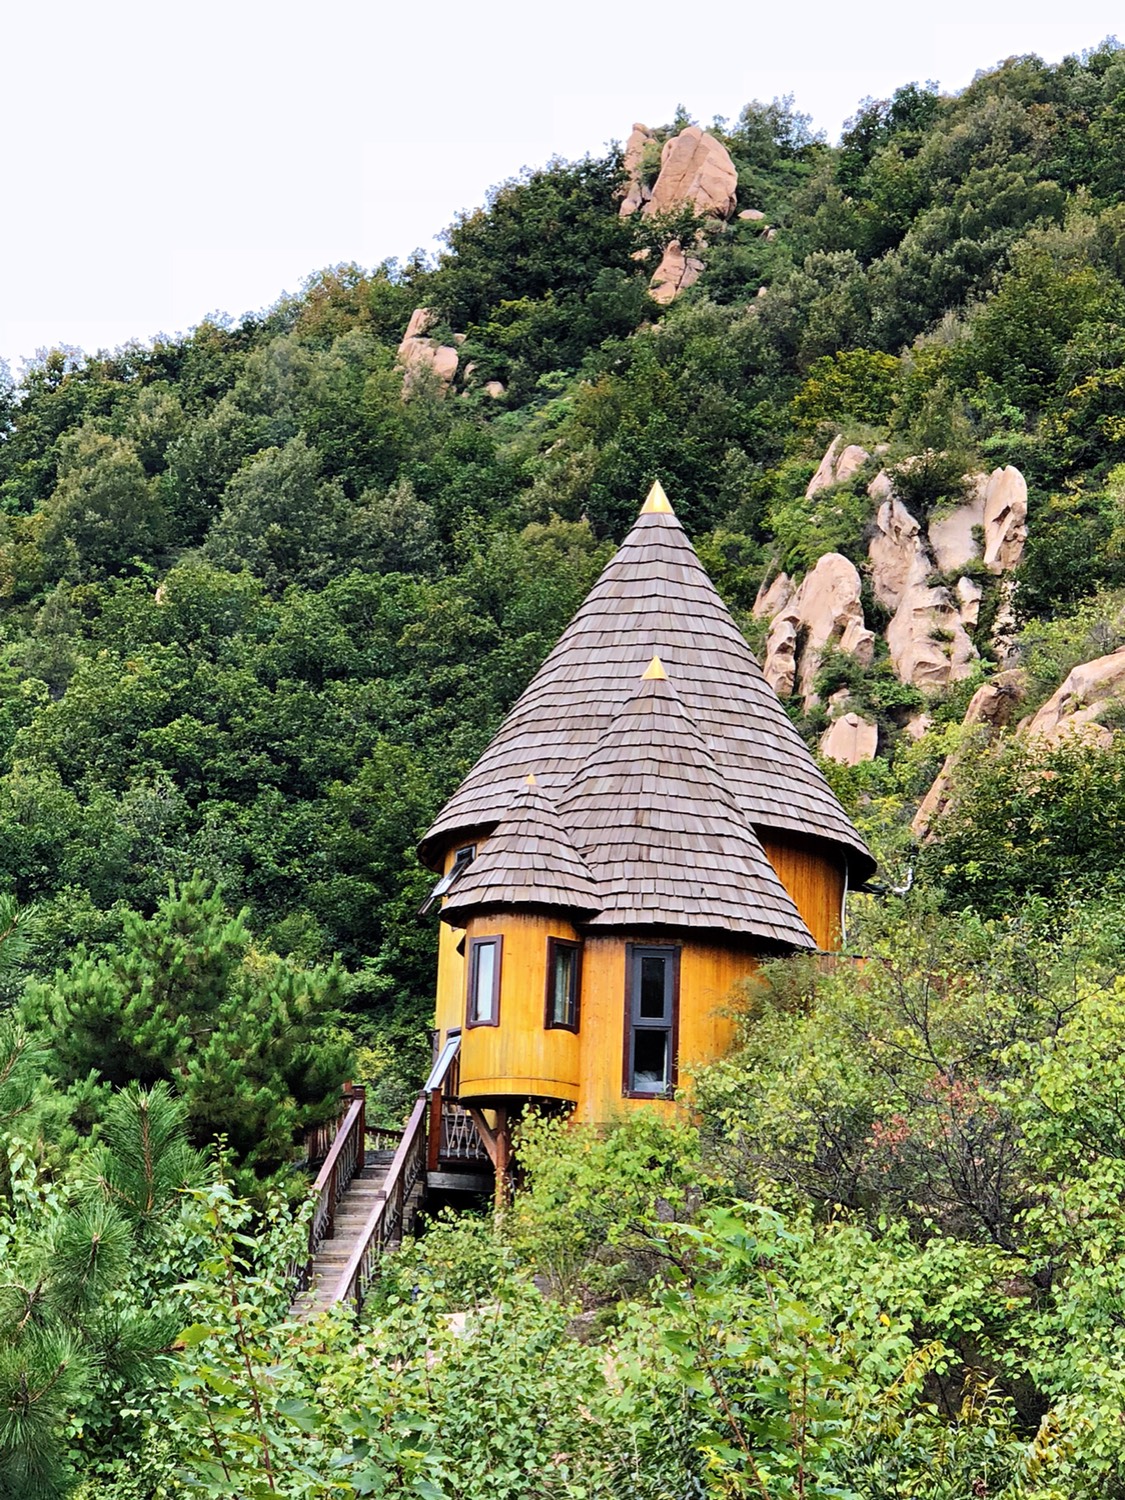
<box><xmin>554</xmin><ymin>661</ymin><xmax>815</xmax><ymax>948</ymax></box>
<box><xmin>419</xmin><ymin>487</ymin><xmax>874</xmax><ymax>880</ymax></box>
<box><xmin>440</xmin><ymin>778</ymin><xmax>602</xmax><ymax>923</ymax></box>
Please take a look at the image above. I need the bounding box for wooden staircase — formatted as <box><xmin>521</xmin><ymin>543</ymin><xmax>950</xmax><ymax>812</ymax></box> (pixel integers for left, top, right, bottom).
<box><xmin>290</xmin><ymin>1084</ymin><xmax>491</xmax><ymax>1319</ymax></box>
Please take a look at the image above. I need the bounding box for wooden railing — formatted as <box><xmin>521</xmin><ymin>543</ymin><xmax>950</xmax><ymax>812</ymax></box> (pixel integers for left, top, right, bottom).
<box><xmin>441</xmin><ymin>1101</ymin><xmax>490</xmax><ymax>1161</ymax></box>
<box><xmin>332</xmin><ymin>1090</ymin><xmax>429</xmax><ymax>1312</ymax></box>
<box><xmin>293</xmin><ymin>1088</ymin><xmax>366</xmax><ymax>1294</ymax></box>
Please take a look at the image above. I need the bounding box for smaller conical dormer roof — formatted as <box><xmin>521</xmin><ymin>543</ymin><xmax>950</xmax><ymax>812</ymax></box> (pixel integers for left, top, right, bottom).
<box><xmin>555</xmin><ymin>660</ymin><xmax>815</xmax><ymax>948</ymax></box>
<box><xmin>440</xmin><ymin>777</ymin><xmax>602</xmax><ymax>924</ymax></box>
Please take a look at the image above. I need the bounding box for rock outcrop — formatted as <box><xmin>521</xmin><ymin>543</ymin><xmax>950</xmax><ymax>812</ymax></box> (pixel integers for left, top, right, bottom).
<box><xmin>806</xmin><ymin>437</ymin><xmax>870</xmax><ymax>499</ymax></box>
<box><xmin>982</xmin><ymin>466</ymin><xmax>1028</xmax><ymax>573</ymax></box>
<box><xmin>752</xmin><ymin>571</ymin><xmax>792</xmax><ymax>619</ymax></box>
<box><xmin>1021</xmin><ymin>650</ymin><xmax>1125</xmax><ymax>748</ymax></box>
<box><xmin>619</xmin><ymin>123</ymin><xmax>657</xmax><ymax>217</ymax></box>
<box><xmin>929</xmin><ymin>485</ymin><xmax>985</xmax><ymax>573</ymax></box>
<box><xmin>643</xmin><ymin>126</ymin><xmax>737</xmax><ymax>220</ymax></box>
<box><xmin>764</xmin><ymin>552</ymin><xmax>875</xmax><ymax>705</ymax></box>
<box><xmin>820</xmin><ymin>712</ymin><xmax>878</xmax><ymax>765</ymax></box>
<box><xmin>911</xmin><ymin>670</ymin><xmax>1028</xmax><ymax>838</ymax></box>
<box><xmin>886</xmin><ymin>574</ymin><xmax>978</xmax><ymax>693</ymax></box>
<box><xmin>397</xmin><ymin>308</ymin><xmax>459</xmax><ymax>390</ymax></box>
<box><xmin>868</xmin><ymin>497</ymin><xmax>926</xmax><ymax>613</ymax></box>
<box><xmin>648</xmin><ymin>239</ymin><xmax>704</xmax><ymax>306</ymax></box>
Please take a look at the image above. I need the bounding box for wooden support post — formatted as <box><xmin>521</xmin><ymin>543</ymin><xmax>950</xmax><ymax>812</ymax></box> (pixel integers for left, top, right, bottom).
<box><xmin>427</xmin><ymin>1089</ymin><xmax>442</xmax><ymax>1172</ymax></box>
<box><xmin>493</xmin><ymin>1108</ymin><xmax>510</xmax><ymax>1214</ymax></box>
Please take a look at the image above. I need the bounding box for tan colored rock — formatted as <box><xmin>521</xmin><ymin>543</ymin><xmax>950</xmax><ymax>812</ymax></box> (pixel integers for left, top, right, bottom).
<box><xmin>398</xmin><ymin>307</ymin><xmax>459</xmax><ymax>390</ymax></box>
<box><xmin>1023</xmin><ymin>650</ymin><xmax>1125</xmax><ymax>747</ymax></box>
<box><xmin>868</xmin><ymin>497</ymin><xmax>927</xmax><ymax>613</ymax></box>
<box><xmin>644</xmin><ymin>125</ymin><xmax>738</xmax><ymax>220</ymax></box>
<box><xmin>753</xmin><ymin>571</ymin><xmax>792</xmax><ymax>619</ymax></box>
<box><xmin>867</xmin><ymin>469</ymin><xmax>893</xmax><ymax>503</ymax></box>
<box><xmin>911</xmin><ymin>670</ymin><xmax>1027</xmax><ymax>838</ymax></box>
<box><xmin>619</xmin><ymin>123</ymin><xmax>657</xmax><ymax>217</ymax></box>
<box><xmin>820</xmin><ymin>712</ymin><xmax>878</xmax><ymax>765</ymax></box>
<box><xmin>904</xmin><ymin>712</ymin><xmax>933</xmax><ymax>740</ymax></box>
<box><xmin>956</xmin><ymin>575</ymin><xmax>983</xmax><ymax>628</ymax></box>
<box><xmin>764</xmin><ymin>552</ymin><xmax>875</xmax><ymax>705</ymax></box>
<box><xmin>806</xmin><ymin>436</ymin><xmax>870</xmax><ymax>499</ymax></box>
<box><xmin>929</xmin><ymin>487</ymin><xmax>985</xmax><ymax>574</ymax></box>
<box><xmin>887</xmin><ymin>575</ymin><xmax>978</xmax><ymax>693</ymax></box>
<box><xmin>483</xmin><ymin>380</ymin><xmax>505</xmax><ymax>399</ymax></box>
<box><xmin>982</xmin><ymin>466</ymin><xmax>1028</xmax><ymax>573</ymax></box>
<box><xmin>738</xmin><ymin>208</ymin><xmax>766</xmax><ymax>221</ymax></box>
<box><xmin>649</xmin><ymin>239</ymin><xmax>705</xmax><ymax>306</ymax></box>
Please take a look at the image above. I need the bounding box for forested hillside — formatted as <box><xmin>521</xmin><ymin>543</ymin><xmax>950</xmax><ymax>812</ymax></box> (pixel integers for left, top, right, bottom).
<box><xmin>7</xmin><ymin>36</ymin><xmax>1125</xmax><ymax>1498</ymax></box>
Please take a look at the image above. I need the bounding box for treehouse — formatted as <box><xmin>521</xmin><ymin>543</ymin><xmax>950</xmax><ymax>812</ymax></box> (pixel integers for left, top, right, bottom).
<box><xmin>418</xmin><ymin>481</ymin><xmax>874</xmax><ymax>1161</ymax></box>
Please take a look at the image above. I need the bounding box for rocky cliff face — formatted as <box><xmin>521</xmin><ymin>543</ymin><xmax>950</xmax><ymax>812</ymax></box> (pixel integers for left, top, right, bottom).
<box><xmin>754</xmin><ymin>438</ymin><xmax>1031</xmax><ymax>766</ymax></box>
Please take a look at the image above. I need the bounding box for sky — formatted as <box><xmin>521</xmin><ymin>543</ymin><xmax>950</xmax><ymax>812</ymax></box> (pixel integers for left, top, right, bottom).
<box><xmin>1</xmin><ymin>0</ymin><xmax>1121</xmax><ymax>373</ymax></box>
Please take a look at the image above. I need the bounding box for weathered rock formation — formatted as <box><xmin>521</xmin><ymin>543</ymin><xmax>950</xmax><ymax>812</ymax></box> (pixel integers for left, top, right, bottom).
<box><xmin>929</xmin><ymin>484</ymin><xmax>985</xmax><ymax>574</ymax></box>
<box><xmin>644</xmin><ymin>126</ymin><xmax>738</xmax><ymax>220</ymax></box>
<box><xmin>764</xmin><ymin>552</ymin><xmax>875</xmax><ymax>705</ymax></box>
<box><xmin>619</xmin><ymin>123</ymin><xmax>657</xmax><ymax>217</ymax></box>
<box><xmin>911</xmin><ymin>670</ymin><xmax>1028</xmax><ymax>838</ymax></box>
<box><xmin>982</xmin><ymin>466</ymin><xmax>1028</xmax><ymax>573</ymax></box>
<box><xmin>820</xmin><ymin>712</ymin><xmax>878</xmax><ymax>765</ymax></box>
<box><xmin>649</xmin><ymin>239</ymin><xmax>705</xmax><ymax>306</ymax></box>
<box><xmin>1021</xmin><ymin>650</ymin><xmax>1125</xmax><ymax>748</ymax></box>
<box><xmin>886</xmin><ymin>573</ymin><xmax>978</xmax><ymax>693</ymax></box>
<box><xmin>868</xmin><ymin>497</ymin><xmax>926</xmax><ymax>612</ymax></box>
<box><xmin>397</xmin><ymin>308</ymin><xmax>459</xmax><ymax>390</ymax></box>
<box><xmin>752</xmin><ymin>571</ymin><xmax>792</xmax><ymax>620</ymax></box>
<box><xmin>806</xmin><ymin>437</ymin><xmax>870</xmax><ymax>499</ymax></box>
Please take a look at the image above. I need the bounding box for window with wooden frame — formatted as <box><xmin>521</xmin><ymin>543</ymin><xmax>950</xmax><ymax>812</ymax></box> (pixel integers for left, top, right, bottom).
<box><xmin>544</xmin><ymin>937</ymin><xmax>581</xmax><ymax>1031</ymax></box>
<box><xmin>466</xmin><ymin>936</ymin><xmax>502</xmax><ymax>1027</ymax></box>
<box><xmin>623</xmin><ymin>944</ymin><xmax>680</xmax><ymax>1097</ymax></box>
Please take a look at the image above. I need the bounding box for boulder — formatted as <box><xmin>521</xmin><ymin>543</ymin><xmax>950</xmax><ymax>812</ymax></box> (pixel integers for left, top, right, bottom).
<box><xmin>752</xmin><ymin>571</ymin><xmax>792</xmax><ymax>619</ymax></box>
<box><xmin>1022</xmin><ymin>650</ymin><xmax>1125</xmax><ymax>747</ymax></box>
<box><xmin>982</xmin><ymin>466</ymin><xmax>1028</xmax><ymax>573</ymax></box>
<box><xmin>911</xmin><ymin>669</ymin><xmax>1027</xmax><ymax>838</ymax></box>
<box><xmin>886</xmin><ymin>576</ymin><xmax>978</xmax><ymax>693</ymax></box>
<box><xmin>738</xmin><ymin>208</ymin><xmax>766</xmax><ymax>221</ymax></box>
<box><xmin>619</xmin><ymin>123</ymin><xmax>657</xmax><ymax>217</ymax></box>
<box><xmin>929</xmin><ymin>486</ymin><xmax>985</xmax><ymax>573</ymax></box>
<box><xmin>867</xmin><ymin>469</ymin><xmax>894</xmax><ymax>502</ymax></box>
<box><xmin>956</xmin><ymin>575</ymin><xmax>983</xmax><ymax>628</ymax></box>
<box><xmin>397</xmin><ymin>307</ymin><xmax>459</xmax><ymax>390</ymax></box>
<box><xmin>806</xmin><ymin>436</ymin><xmax>870</xmax><ymax>499</ymax></box>
<box><xmin>649</xmin><ymin>239</ymin><xmax>705</xmax><ymax>306</ymax></box>
<box><xmin>868</xmin><ymin>496</ymin><xmax>927</xmax><ymax>612</ymax></box>
<box><xmin>764</xmin><ymin>552</ymin><xmax>875</xmax><ymax>705</ymax></box>
<box><xmin>820</xmin><ymin>712</ymin><xmax>878</xmax><ymax>765</ymax></box>
<box><xmin>904</xmin><ymin>712</ymin><xmax>933</xmax><ymax>740</ymax></box>
<box><xmin>483</xmin><ymin>380</ymin><xmax>505</xmax><ymax>399</ymax></box>
<box><xmin>644</xmin><ymin>126</ymin><xmax>738</xmax><ymax>220</ymax></box>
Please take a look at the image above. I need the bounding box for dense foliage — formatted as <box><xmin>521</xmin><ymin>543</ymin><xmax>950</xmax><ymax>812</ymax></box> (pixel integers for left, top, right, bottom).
<box><xmin>8</xmin><ymin>33</ymin><xmax>1125</xmax><ymax>1498</ymax></box>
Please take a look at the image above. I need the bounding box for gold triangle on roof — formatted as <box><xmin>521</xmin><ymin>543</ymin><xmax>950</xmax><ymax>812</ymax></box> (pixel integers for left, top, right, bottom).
<box><xmin>525</xmin><ymin>772</ymin><xmax>537</xmax><ymax>786</ymax></box>
<box><xmin>642</xmin><ymin>655</ymin><xmax>667</xmax><ymax>680</ymax></box>
<box><xmin>641</xmin><ymin>479</ymin><xmax>673</xmax><ymax>514</ymax></box>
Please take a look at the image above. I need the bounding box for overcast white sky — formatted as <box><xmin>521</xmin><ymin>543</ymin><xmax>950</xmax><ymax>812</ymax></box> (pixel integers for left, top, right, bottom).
<box><xmin>1</xmin><ymin>0</ymin><xmax>1120</xmax><ymax>372</ymax></box>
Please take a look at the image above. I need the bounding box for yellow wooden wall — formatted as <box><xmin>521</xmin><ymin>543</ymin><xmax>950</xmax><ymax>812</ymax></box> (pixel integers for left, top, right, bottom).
<box><xmin>434</xmin><ymin>839</ymin><xmax>482</xmax><ymax>1038</ymax></box>
<box><xmin>572</xmin><ymin>936</ymin><xmax>757</xmax><ymax>1124</ymax></box>
<box><xmin>760</xmin><ymin>837</ymin><xmax>846</xmax><ymax>951</ymax></box>
<box><xmin>457</xmin><ymin>911</ymin><xmax>581</xmax><ymax>1104</ymax></box>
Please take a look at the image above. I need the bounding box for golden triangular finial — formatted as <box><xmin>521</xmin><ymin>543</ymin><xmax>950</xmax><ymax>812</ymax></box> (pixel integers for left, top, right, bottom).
<box><xmin>642</xmin><ymin>655</ymin><xmax>667</xmax><ymax>680</ymax></box>
<box><xmin>525</xmin><ymin>772</ymin><xmax>537</xmax><ymax>786</ymax></box>
<box><xmin>641</xmin><ymin>479</ymin><xmax>673</xmax><ymax>514</ymax></box>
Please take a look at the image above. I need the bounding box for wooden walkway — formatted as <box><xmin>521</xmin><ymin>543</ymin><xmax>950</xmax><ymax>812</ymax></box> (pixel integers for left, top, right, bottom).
<box><xmin>290</xmin><ymin>1086</ymin><xmax>491</xmax><ymax>1319</ymax></box>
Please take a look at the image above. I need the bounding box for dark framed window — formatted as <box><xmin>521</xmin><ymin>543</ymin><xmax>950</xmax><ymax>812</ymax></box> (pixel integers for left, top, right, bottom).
<box><xmin>545</xmin><ymin>938</ymin><xmax>581</xmax><ymax>1031</ymax></box>
<box><xmin>623</xmin><ymin>944</ymin><xmax>680</xmax><ymax>1097</ymax></box>
<box><xmin>466</xmin><ymin>936</ymin><xmax>502</xmax><ymax>1028</ymax></box>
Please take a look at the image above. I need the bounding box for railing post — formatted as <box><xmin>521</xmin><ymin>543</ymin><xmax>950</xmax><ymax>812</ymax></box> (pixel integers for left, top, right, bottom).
<box><xmin>427</xmin><ymin>1088</ymin><xmax>442</xmax><ymax>1171</ymax></box>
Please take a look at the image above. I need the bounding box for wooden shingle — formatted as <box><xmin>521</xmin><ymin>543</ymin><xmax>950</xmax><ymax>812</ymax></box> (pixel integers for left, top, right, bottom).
<box><xmin>441</xmin><ymin>779</ymin><xmax>602</xmax><ymax>922</ymax></box>
<box><xmin>555</xmin><ymin>662</ymin><xmax>815</xmax><ymax>947</ymax></box>
<box><xmin>420</xmin><ymin>487</ymin><xmax>874</xmax><ymax>881</ymax></box>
